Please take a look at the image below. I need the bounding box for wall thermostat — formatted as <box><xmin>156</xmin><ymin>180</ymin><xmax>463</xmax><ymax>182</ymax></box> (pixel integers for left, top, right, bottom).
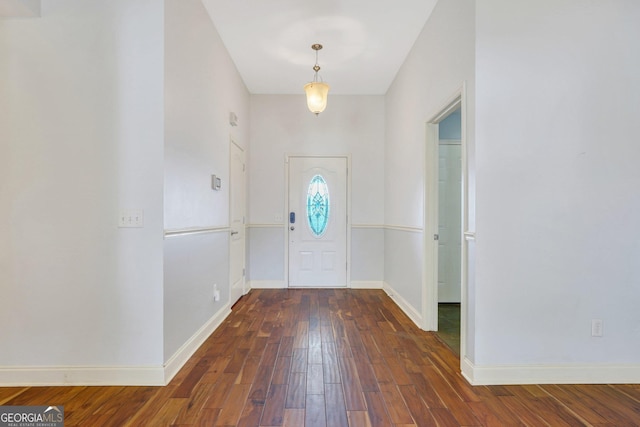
<box><xmin>211</xmin><ymin>175</ymin><xmax>221</xmax><ymax>190</ymax></box>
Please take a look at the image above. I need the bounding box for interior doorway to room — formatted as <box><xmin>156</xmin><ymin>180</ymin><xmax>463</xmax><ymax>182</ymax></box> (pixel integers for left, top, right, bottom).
<box><xmin>436</xmin><ymin>109</ymin><xmax>462</xmax><ymax>354</ymax></box>
<box><xmin>287</xmin><ymin>156</ymin><xmax>348</xmax><ymax>287</ymax></box>
<box><xmin>424</xmin><ymin>90</ymin><xmax>467</xmax><ymax>361</ymax></box>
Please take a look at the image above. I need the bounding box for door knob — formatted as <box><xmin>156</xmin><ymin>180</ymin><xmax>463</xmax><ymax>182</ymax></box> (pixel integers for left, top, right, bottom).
<box><xmin>290</xmin><ymin>226</ymin><xmax>295</xmax><ymax>231</ymax></box>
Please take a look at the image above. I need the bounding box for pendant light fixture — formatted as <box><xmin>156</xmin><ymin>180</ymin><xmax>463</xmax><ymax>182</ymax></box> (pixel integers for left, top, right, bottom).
<box><xmin>303</xmin><ymin>44</ymin><xmax>330</xmax><ymax>115</ymax></box>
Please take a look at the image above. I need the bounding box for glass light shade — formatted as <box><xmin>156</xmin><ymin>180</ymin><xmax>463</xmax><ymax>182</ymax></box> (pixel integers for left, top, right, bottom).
<box><xmin>304</xmin><ymin>81</ymin><xmax>330</xmax><ymax>115</ymax></box>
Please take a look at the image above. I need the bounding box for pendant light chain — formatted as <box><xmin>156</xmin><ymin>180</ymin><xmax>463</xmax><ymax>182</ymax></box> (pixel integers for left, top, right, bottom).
<box><xmin>303</xmin><ymin>43</ymin><xmax>330</xmax><ymax>115</ymax></box>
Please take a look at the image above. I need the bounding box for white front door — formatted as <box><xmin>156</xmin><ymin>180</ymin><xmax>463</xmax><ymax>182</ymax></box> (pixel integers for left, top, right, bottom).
<box><xmin>229</xmin><ymin>141</ymin><xmax>246</xmax><ymax>304</ymax></box>
<box><xmin>288</xmin><ymin>156</ymin><xmax>347</xmax><ymax>287</ymax></box>
<box><xmin>437</xmin><ymin>142</ymin><xmax>462</xmax><ymax>302</ymax></box>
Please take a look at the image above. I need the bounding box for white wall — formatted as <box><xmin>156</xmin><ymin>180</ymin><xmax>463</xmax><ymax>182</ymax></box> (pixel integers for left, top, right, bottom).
<box><xmin>473</xmin><ymin>0</ymin><xmax>640</xmax><ymax>380</ymax></box>
<box><xmin>384</xmin><ymin>0</ymin><xmax>476</xmax><ymax>338</ymax></box>
<box><xmin>248</xmin><ymin>95</ymin><xmax>385</xmax><ymax>286</ymax></box>
<box><xmin>0</xmin><ymin>0</ymin><xmax>164</xmax><ymax>377</ymax></box>
<box><xmin>163</xmin><ymin>0</ymin><xmax>250</xmax><ymax>361</ymax></box>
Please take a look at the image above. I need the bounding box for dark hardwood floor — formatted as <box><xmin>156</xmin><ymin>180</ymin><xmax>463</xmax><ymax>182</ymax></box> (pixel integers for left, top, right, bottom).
<box><xmin>2</xmin><ymin>289</ymin><xmax>640</xmax><ymax>426</ymax></box>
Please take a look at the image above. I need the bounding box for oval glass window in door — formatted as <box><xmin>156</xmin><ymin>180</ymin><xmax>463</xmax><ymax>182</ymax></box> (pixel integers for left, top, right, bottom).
<box><xmin>306</xmin><ymin>174</ymin><xmax>330</xmax><ymax>237</ymax></box>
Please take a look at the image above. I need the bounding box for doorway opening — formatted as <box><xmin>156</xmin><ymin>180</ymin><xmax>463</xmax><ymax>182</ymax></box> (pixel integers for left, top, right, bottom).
<box><xmin>423</xmin><ymin>86</ymin><xmax>469</xmax><ymax>363</ymax></box>
<box><xmin>436</xmin><ymin>109</ymin><xmax>462</xmax><ymax>354</ymax></box>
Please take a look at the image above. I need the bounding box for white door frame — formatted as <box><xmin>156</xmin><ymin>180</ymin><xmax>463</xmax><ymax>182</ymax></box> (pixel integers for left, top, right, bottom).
<box><xmin>423</xmin><ymin>84</ymin><xmax>469</xmax><ymax>363</ymax></box>
<box><xmin>229</xmin><ymin>138</ymin><xmax>247</xmax><ymax>303</ymax></box>
<box><xmin>284</xmin><ymin>154</ymin><xmax>352</xmax><ymax>287</ymax></box>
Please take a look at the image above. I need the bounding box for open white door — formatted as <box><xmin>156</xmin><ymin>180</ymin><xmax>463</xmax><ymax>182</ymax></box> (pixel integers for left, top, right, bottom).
<box><xmin>288</xmin><ymin>156</ymin><xmax>347</xmax><ymax>287</ymax></box>
<box><xmin>229</xmin><ymin>140</ymin><xmax>246</xmax><ymax>304</ymax></box>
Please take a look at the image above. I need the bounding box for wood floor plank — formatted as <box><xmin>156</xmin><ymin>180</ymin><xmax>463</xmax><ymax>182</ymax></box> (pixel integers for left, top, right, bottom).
<box><xmin>0</xmin><ymin>387</ymin><xmax>28</xmax><ymax>405</ymax></box>
<box><xmin>347</xmin><ymin>411</ymin><xmax>372</xmax><ymax>427</ymax></box>
<box><xmin>200</xmin><ymin>356</ymin><xmax>231</xmax><ymax>384</ymax></box>
<box><xmin>285</xmin><ymin>372</ymin><xmax>306</xmax><ymax>409</ymax></box>
<box><xmin>194</xmin><ymin>408</ymin><xmax>221</xmax><ymax>427</ymax></box>
<box><xmin>272</xmin><ymin>356</ymin><xmax>292</xmax><ymax>385</ymax></box>
<box><xmin>363</xmin><ymin>391</ymin><xmax>392</xmax><ymax>427</ymax></box>
<box><xmin>63</xmin><ymin>386</ymin><xmax>123</xmax><ymax>423</ymax></box>
<box><xmin>371</xmin><ymin>362</ymin><xmax>394</xmax><ymax>385</ymax></box>
<box><xmin>431</xmin><ymin>407</ymin><xmax>470</xmax><ymax>427</ymax></box>
<box><xmin>236</xmin><ymin>398</ymin><xmax>264</xmax><ymax>427</ymax></box>
<box><xmin>278</xmin><ymin>335</ymin><xmax>295</xmax><ymax>357</ymax></box>
<box><xmin>497</xmin><ymin>395</ymin><xmax>550</xmax><ymax>427</ymax></box>
<box><xmin>6</xmin><ymin>385</ymin><xmax>82</xmax><ymax>407</ymax></box>
<box><xmin>309</xmin><ymin>346</ymin><xmax>323</xmax><ymax>366</ymax></box>
<box><xmin>75</xmin><ymin>386</ymin><xmax>154</xmax><ymax>427</ymax></box>
<box><xmin>305</xmin><ymin>394</ymin><xmax>327</xmax><ymax>427</ymax></box>
<box><xmin>172</xmin><ymin>383</ymin><xmax>218</xmax><ymax>425</ymax></box>
<box><xmin>360</xmin><ymin>332</ymin><xmax>384</xmax><ymax>364</ymax></box>
<box><xmin>172</xmin><ymin>358</ymin><xmax>214</xmax><ymax>398</ymax></box>
<box><xmin>507</xmin><ymin>397</ymin><xmax>576</xmax><ymax>427</ymax></box>
<box><xmin>261</xmin><ymin>342</ymin><xmax>281</xmax><ymax>367</ymax></box>
<box><xmin>249</xmin><ymin>363</ymin><xmax>276</xmax><ymax>401</ymax></box>
<box><xmin>576</xmin><ymin>384</ymin><xmax>640</xmax><ymax>422</ymax></box>
<box><xmin>215</xmin><ymin>383</ymin><xmax>251</xmax><ymax>426</ymax></box>
<box><xmin>421</xmin><ymin>365</ymin><xmax>480</xmax><ymax>425</ymax></box>
<box><xmin>353</xmin><ymin>355</ymin><xmax>380</xmax><ymax>392</ymax></box>
<box><xmin>224</xmin><ymin>348</ymin><xmax>250</xmax><ymax>374</ymax></box>
<box><xmin>325</xmin><ymin>383</ymin><xmax>349</xmax><ymax>427</ymax></box>
<box><xmin>261</xmin><ymin>383</ymin><xmax>287</xmax><ymax>426</ymax></box>
<box><xmin>338</xmin><ymin>356</ymin><xmax>368</xmax><ymax>411</ymax></box>
<box><xmin>409</xmin><ymin>372</ymin><xmax>445</xmax><ymax>409</ymax></box>
<box><xmin>540</xmin><ymin>384</ymin><xmax>611</xmax><ymax>425</ymax></box>
<box><xmin>146</xmin><ymin>397</ymin><xmax>186</xmax><ymax>426</ymax></box>
<box><xmin>291</xmin><ymin>348</ymin><xmax>308</xmax><ymax>373</ymax></box>
<box><xmin>378</xmin><ymin>383</ymin><xmax>414</xmax><ymax>425</ymax></box>
<box><xmin>381</xmin><ymin>353</ymin><xmax>413</xmax><ymax>386</ymax></box>
<box><xmin>398</xmin><ymin>385</ymin><xmax>438</xmax><ymax>427</ymax></box>
<box><xmin>122</xmin><ymin>385</ymin><xmax>178</xmax><ymax>427</ymax></box>
<box><xmin>203</xmin><ymin>373</ymin><xmax>237</xmax><ymax>409</ymax></box>
<box><xmin>306</xmin><ymin>364</ymin><xmax>324</xmax><ymax>395</ymax></box>
<box><xmin>283</xmin><ymin>409</ymin><xmax>305</xmax><ymax>427</ymax></box>
<box><xmin>322</xmin><ymin>342</ymin><xmax>341</xmax><ymax>384</ymax></box>
<box><xmin>293</xmin><ymin>321</ymin><xmax>309</xmax><ymax>349</ymax></box>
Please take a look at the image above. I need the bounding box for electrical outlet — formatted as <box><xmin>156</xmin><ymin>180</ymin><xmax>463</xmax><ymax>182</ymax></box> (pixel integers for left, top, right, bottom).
<box><xmin>591</xmin><ymin>319</ymin><xmax>603</xmax><ymax>337</ymax></box>
<box><xmin>118</xmin><ymin>210</ymin><xmax>144</xmax><ymax>228</ymax></box>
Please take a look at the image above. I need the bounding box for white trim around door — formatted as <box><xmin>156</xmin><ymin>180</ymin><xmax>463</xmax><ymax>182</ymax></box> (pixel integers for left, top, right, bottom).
<box><xmin>424</xmin><ymin>83</ymin><xmax>471</xmax><ymax>368</ymax></box>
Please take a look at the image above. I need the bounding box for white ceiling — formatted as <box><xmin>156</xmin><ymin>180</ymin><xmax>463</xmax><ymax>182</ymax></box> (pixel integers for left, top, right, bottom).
<box><xmin>201</xmin><ymin>0</ymin><xmax>438</xmax><ymax>95</ymax></box>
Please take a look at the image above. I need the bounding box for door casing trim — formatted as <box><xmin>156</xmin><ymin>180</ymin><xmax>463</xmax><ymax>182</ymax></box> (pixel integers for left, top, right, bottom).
<box><xmin>423</xmin><ymin>83</ymin><xmax>469</xmax><ymax>366</ymax></box>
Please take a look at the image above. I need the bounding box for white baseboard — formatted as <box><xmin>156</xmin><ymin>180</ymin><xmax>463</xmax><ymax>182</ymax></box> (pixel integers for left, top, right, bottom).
<box><xmin>247</xmin><ymin>280</ymin><xmax>286</xmax><ymax>289</ymax></box>
<box><xmin>163</xmin><ymin>304</ymin><xmax>232</xmax><ymax>385</ymax></box>
<box><xmin>0</xmin><ymin>305</ymin><xmax>232</xmax><ymax>387</ymax></box>
<box><xmin>248</xmin><ymin>280</ymin><xmax>384</xmax><ymax>290</ymax></box>
<box><xmin>0</xmin><ymin>365</ymin><xmax>165</xmax><ymax>387</ymax></box>
<box><xmin>350</xmin><ymin>280</ymin><xmax>384</xmax><ymax>289</ymax></box>
<box><xmin>462</xmin><ymin>357</ymin><xmax>640</xmax><ymax>385</ymax></box>
<box><xmin>382</xmin><ymin>281</ymin><xmax>424</xmax><ymax>329</ymax></box>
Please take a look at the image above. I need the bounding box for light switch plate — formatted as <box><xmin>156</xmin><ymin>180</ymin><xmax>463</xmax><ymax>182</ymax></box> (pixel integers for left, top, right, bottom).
<box><xmin>211</xmin><ymin>175</ymin><xmax>221</xmax><ymax>190</ymax></box>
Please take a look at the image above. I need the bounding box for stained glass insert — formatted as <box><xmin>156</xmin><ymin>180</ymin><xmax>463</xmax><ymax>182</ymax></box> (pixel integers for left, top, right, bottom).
<box><xmin>306</xmin><ymin>174</ymin><xmax>330</xmax><ymax>237</ymax></box>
